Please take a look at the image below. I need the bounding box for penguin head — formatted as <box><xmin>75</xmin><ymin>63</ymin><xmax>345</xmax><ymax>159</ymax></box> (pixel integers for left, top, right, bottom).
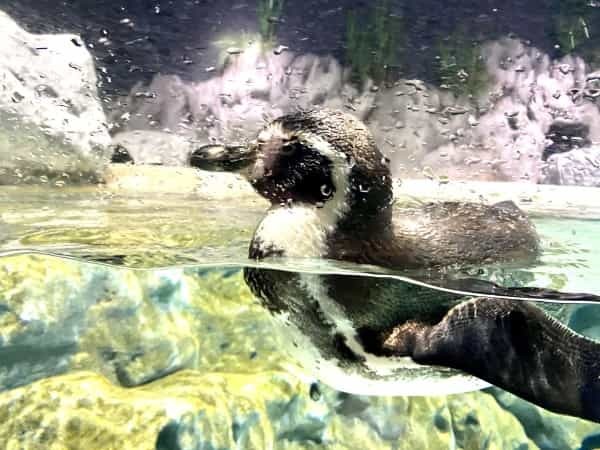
<box><xmin>191</xmin><ymin>109</ymin><xmax>393</xmax><ymax>220</ymax></box>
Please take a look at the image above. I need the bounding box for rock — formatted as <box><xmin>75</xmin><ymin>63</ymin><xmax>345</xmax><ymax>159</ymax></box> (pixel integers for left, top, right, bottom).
<box><xmin>0</xmin><ymin>255</ymin><xmax>200</xmax><ymax>390</ymax></box>
<box><xmin>111</xmin><ymin>130</ymin><xmax>197</xmax><ymax>166</ymax></box>
<box><xmin>105</xmin><ymin>36</ymin><xmax>600</xmax><ymax>188</ymax></box>
<box><xmin>103</xmin><ymin>163</ymin><xmax>261</xmax><ymax>198</ymax></box>
<box><xmin>0</xmin><ymin>10</ymin><xmax>111</xmax><ymax>185</ymax></box>
<box><xmin>0</xmin><ymin>371</ymin><xmax>538</xmax><ymax>449</ymax></box>
<box><xmin>108</xmin><ymin>37</ymin><xmax>600</xmax><ymax>186</ymax></box>
<box><xmin>486</xmin><ymin>388</ymin><xmax>600</xmax><ymax>450</ymax></box>
<box><xmin>0</xmin><ymin>370</ymin><xmax>295</xmax><ymax>450</ymax></box>
<box><xmin>0</xmin><ymin>255</ymin><xmax>288</xmax><ymax>390</ymax></box>
<box><xmin>116</xmin><ymin>75</ymin><xmax>192</xmax><ymax>134</ymax></box>
<box><xmin>333</xmin><ymin>391</ymin><xmax>534</xmax><ymax>449</ymax></box>
<box><xmin>110</xmin><ymin>44</ymin><xmax>375</xmax><ymax>154</ymax></box>
<box><xmin>541</xmin><ymin>146</ymin><xmax>600</xmax><ymax>186</ymax></box>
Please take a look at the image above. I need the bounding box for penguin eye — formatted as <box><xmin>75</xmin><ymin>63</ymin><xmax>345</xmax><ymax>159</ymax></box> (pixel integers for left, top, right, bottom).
<box><xmin>320</xmin><ymin>184</ymin><xmax>333</xmax><ymax>198</ymax></box>
<box><xmin>280</xmin><ymin>137</ymin><xmax>299</xmax><ymax>155</ymax></box>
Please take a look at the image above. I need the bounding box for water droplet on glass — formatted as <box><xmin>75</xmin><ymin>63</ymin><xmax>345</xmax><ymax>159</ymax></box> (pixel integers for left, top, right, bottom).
<box><xmin>468</xmin><ymin>116</ymin><xmax>479</xmax><ymax>127</ymax></box>
<box><xmin>585</xmin><ymin>89</ymin><xmax>600</xmax><ymax>99</ymax></box>
<box><xmin>558</xmin><ymin>64</ymin><xmax>573</xmax><ymax>75</ymax></box>
<box><xmin>273</xmin><ymin>45</ymin><xmax>288</xmax><ymax>55</ymax></box>
<box><xmin>11</xmin><ymin>92</ymin><xmax>24</xmax><ymax>103</ymax></box>
<box><xmin>405</xmin><ymin>79</ymin><xmax>425</xmax><ymax>91</ymax></box>
<box><xmin>456</xmin><ymin>69</ymin><xmax>469</xmax><ymax>81</ymax></box>
<box><xmin>422</xmin><ymin>167</ymin><xmax>435</xmax><ymax>180</ymax></box>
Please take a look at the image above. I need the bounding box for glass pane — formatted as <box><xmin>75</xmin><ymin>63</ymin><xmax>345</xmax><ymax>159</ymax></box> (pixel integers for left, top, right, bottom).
<box><xmin>1</xmin><ymin>0</ymin><xmax>600</xmax><ymax>448</ymax></box>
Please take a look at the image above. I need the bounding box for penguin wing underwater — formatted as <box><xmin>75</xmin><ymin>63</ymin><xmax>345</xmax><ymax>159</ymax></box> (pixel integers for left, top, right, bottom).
<box><xmin>190</xmin><ymin>108</ymin><xmax>600</xmax><ymax>422</ymax></box>
<box><xmin>326</xmin><ymin>199</ymin><xmax>600</xmax><ymax>422</ymax></box>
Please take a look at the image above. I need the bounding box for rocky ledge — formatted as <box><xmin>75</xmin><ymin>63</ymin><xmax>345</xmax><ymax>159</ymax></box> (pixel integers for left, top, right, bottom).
<box><xmin>0</xmin><ymin>11</ymin><xmax>111</xmax><ymax>185</ymax></box>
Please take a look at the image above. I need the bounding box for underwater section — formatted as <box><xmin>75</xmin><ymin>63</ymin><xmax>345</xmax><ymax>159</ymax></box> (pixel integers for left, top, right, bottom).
<box><xmin>1</xmin><ymin>253</ymin><xmax>600</xmax><ymax>449</ymax></box>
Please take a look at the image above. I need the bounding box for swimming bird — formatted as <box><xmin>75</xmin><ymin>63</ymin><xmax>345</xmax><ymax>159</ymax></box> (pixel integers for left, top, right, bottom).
<box><xmin>190</xmin><ymin>108</ymin><xmax>600</xmax><ymax>422</ymax></box>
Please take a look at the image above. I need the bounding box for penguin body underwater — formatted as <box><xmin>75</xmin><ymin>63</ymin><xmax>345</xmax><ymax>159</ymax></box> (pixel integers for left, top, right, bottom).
<box><xmin>190</xmin><ymin>108</ymin><xmax>600</xmax><ymax>422</ymax></box>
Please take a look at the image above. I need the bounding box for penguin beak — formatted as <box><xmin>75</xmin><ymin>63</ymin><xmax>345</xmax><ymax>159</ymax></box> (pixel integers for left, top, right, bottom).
<box><xmin>189</xmin><ymin>144</ymin><xmax>257</xmax><ymax>174</ymax></box>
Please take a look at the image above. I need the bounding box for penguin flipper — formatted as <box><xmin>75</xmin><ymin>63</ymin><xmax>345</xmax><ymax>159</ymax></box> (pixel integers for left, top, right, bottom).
<box><xmin>383</xmin><ymin>298</ymin><xmax>600</xmax><ymax>422</ymax></box>
<box><xmin>442</xmin><ymin>277</ymin><xmax>600</xmax><ymax>302</ymax></box>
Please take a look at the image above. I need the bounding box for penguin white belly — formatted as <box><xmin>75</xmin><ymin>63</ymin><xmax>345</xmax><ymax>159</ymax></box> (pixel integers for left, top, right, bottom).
<box><xmin>253</xmin><ymin>206</ymin><xmax>331</xmax><ymax>258</ymax></box>
<box><xmin>272</xmin><ymin>273</ymin><xmax>490</xmax><ymax>396</ymax></box>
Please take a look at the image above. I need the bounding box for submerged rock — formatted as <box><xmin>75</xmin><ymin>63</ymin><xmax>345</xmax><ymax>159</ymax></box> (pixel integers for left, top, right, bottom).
<box><xmin>0</xmin><ymin>255</ymin><xmax>286</xmax><ymax>390</ymax></box>
<box><xmin>0</xmin><ymin>10</ymin><xmax>111</xmax><ymax>185</ymax></box>
<box><xmin>0</xmin><ymin>371</ymin><xmax>538</xmax><ymax>450</ymax></box>
<box><xmin>487</xmin><ymin>388</ymin><xmax>600</xmax><ymax>450</ymax></box>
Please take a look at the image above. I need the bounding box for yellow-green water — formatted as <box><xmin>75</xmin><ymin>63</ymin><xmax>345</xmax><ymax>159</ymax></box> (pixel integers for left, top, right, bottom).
<box><xmin>2</xmin><ymin>185</ymin><xmax>599</xmax><ymax>294</ymax></box>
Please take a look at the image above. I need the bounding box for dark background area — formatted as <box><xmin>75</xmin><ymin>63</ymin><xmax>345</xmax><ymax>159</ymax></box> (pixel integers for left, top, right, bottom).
<box><xmin>1</xmin><ymin>0</ymin><xmax>597</xmax><ymax>99</ymax></box>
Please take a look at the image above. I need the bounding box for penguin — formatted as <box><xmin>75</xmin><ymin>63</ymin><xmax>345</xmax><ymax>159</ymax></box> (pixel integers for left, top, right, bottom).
<box><xmin>190</xmin><ymin>108</ymin><xmax>600</xmax><ymax>422</ymax></box>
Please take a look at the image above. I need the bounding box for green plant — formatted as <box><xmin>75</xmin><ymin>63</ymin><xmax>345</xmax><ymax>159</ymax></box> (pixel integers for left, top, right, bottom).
<box><xmin>434</xmin><ymin>31</ymin><xmax>488</xmax><ymax>99</ymax></box>
<box><xmin>345</xmin><ymin>0</ymin><xmax>403</xmax><ymax>85</ymax></box>
<box><xmin>553</xmin><ymin>0</ymin><xmax>593</xmax><ymax>53</ymax></box>
<box><xmin>257</xmin><ymin>0</ymin><xmax>285</xmax><ymax>44</ymax></box>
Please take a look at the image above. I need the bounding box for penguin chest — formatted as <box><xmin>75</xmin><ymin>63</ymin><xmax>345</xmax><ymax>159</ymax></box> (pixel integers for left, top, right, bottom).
<box><xmin>250</xmin><ymin>206</ymin><xmax>333</xmax><ymax>259</ymax></box>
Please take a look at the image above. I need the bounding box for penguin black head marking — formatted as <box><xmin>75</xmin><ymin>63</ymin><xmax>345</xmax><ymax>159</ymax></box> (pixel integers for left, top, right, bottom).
<box><xmin>259</xmin><ymin>109</ymin><xmax>394</xmax><ymax>216</ymax></box>
<box><xmin>191</xmin><ymin>109</ymin><xmax>394</xmax><ymax>223</ymax></box>
<box><xmin>248</xmin><ymin>128</ymin><xmax>338</xmax><ymax>206</ymax></box>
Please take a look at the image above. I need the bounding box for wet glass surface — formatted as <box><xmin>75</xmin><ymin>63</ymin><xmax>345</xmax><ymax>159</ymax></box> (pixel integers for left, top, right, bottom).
<box><xmin>2</xmin><ymin>0</ymin><xmax>600</xmax><ymax>448</ymax></box>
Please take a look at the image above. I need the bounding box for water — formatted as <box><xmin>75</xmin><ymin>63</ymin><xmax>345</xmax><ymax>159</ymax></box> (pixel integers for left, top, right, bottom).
<box><xmin>2</xmin><ymin>186</ymin><xmax>599</xmax><ymax>296</ymax></box>
<box><xmin>2</xmin><ymin>185</ymin><xmax>600</xmax><ymax>448</ymax></box>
